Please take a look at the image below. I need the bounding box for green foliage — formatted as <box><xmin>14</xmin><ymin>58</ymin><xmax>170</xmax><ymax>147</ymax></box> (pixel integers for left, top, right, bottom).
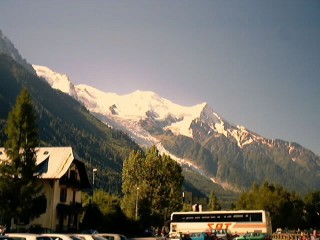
<box><xmin>215</xmin><ymin>157</ymin><xmax>253</xmax><ymax>190</ymax></box>
<box><xmin>304</xmin><ymin>191</ymin><xmax>320</xmax><ymax>228</ymax></box>
<box><xmin>80</xmin><ymin>201</ymin><xmax>104</xmax><ymax>231</ymax></box>
<box><xmin>5</xmin><ymin>88</ymin><xmax>39</xmax><ymax>149</ymax></box>
<box><xmin>0</xmin><ymin>88</ymin><xmax>44</xmax><ymax>229</ymax></box>
<box><xmin>121</xmin><ymin>146</ymin><xmax>184</xmax><ymax>227</ymax></box>
<box><xmin>208</xmin><ymin>191</ymin><xmax>221</xmax><ymax>210</ymax></box>
<box><xmin>81</xmin><ymin>191</ymin><xmax>141</xmax><ymax>235</ymax></box>
<box><xmin>182</xmin><ymin>203</ymin><xmax>193</xmax><ymax>211</ymax></box>
<box><xmin>235</xmin><ymin>181</ymin><xmax>306</xmax><ymax>230</ymax></box>
<box><xmin>92</xmin><ymin>189</ymin><xmax>122</xmax><ymax>216</ymax></box>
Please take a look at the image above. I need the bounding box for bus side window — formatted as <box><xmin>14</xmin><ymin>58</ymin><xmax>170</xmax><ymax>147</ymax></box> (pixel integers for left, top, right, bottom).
<box><xmin>250</xmin><ymin>213</ymin><xmax>262</xmax><ymax>222</ymax></box>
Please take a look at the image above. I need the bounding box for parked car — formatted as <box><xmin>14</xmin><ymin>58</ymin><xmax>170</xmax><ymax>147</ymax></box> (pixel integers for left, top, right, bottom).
<box><xmin>233</xmin><ymin>232</ymin><xmax>269</xmax><ymax>240</ymax></box>
<box><xmin>189</xmin><ymin>232</ymin><xmax>211</xmax><ymax>240</ymax></box>
<box><xmin>63</xmin><ymin>234</ymin><xmax>84</xmax><ymax>240</ymax></box>
<box><xmin>94</xmin><ymin>233</ymin><xmax>127</xmax><ymax>240</ymax></box>
<box><xmin>41</xmin><ymin>233</ymin><xmax>75</xmax><ymax>240</ymax></box>
<box><xmin>72</xmin><ymin>234</ymin><xmax>106</xmax><ymax>240</ymax></box>
<box><xmin>0</xmin><ymin>236</ymin><xmax>15</xmax><ymax>240</ymax></box>
<box><xmin>211</xmin><ymin>229</ymin><xmax>232</xmax><ymax>240</ymax></box>
<box><xmin>6</xmin><ymin>233</ymin><xmax>52</xmax><ymax>240</ymax></box>
<box><xmin>68</xmin><ymin>236</ymin><xmax>83</xmax><ymax>240</ymax></box>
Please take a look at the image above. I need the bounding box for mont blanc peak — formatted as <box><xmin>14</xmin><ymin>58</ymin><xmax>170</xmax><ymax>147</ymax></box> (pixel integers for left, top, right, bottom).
<box><xmin>32</xmin><ymin>65</ymin><xmax>264</xmax><ymax>148</ymax></box>
<box><xmin>76</xmin><ymin>84</ymin><xmax>207</xmax><ymax>123</ymax></box>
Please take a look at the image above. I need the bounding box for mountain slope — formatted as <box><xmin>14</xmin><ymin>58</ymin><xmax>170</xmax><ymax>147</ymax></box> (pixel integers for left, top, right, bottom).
<box><xmin>0</xmin><ymin>30</ymin><xmax>36</xmax><ymax>75</ymax></box>
<box><xmin>2</xmin><ymin>27</ymin><xmax>318</xmax><ymax>200</ymax></box>
<box><xmin>32</xmin><ymin>65</ymin><xmax>78</xmax><ymax>99</ymax></box>
<box><xmin>0</xmin><ymin>53</ymin><xmax>141</xmax><ymax>192</ymax></box>
<box><xmin>0</xmin><ymin>30</ymin><xmax>237</xmax><ymax>204</ymax></box>
<box><xmin>33</xmin><ymin>65</ymin><xmax>320</xmax><ymax>195</ymax></box>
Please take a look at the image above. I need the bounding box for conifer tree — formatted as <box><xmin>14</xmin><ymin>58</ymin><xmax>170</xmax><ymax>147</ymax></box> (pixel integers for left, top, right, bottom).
<box><xmin>0</xmin><ymin>88</ymin><xmax>45</xmax><ymax>230</ymax></box>
<box><xmin>208</xmin><ymin>191</ymin><xmax>222</xmax><ymax>210</ymax></box>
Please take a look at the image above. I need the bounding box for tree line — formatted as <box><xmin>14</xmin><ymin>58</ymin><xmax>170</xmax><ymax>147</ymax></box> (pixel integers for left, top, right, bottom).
<box><xmin>0</xmin><ymin>89</ymin><xmax>319</xmax><ymax>235</ymax></box>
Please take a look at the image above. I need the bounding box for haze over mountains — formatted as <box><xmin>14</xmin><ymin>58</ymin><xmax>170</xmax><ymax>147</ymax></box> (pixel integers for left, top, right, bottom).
<box><xmin>32</xmin><ymin>64</ymin><xmax>320</xmax><ymax>194</ymax></box>
<box><xmin>1</xmin><ymin>29</ymin><xmax>320</xmax><ymax>199</ymax></box>
<box><xmin>32</xmin><ymin>65</ymin><xmax>280</xmax><ymax>150</ymax></box>
<box><xmin>0</xmin><ymin>31</ymin><xmax>141</xmax><ymax>194</ymax></box>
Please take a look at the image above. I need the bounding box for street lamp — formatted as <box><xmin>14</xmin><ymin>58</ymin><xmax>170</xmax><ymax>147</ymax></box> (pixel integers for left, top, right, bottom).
<box><xmin>90</xmin><ymin>168</ymin><xmax>97</xmax><ymax>230</ymax></box>
<box><xmin>135</xmin><ymin>187</ymin><xmax>140</xmax><ymax>220</ymax></box>
<box><xmin>92</xmin><ymin>168</ymin><xmax>97</xmax><ymax>188</ymax></box>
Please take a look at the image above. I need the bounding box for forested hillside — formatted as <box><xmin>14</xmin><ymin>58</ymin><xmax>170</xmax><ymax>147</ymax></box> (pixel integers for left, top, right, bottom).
<box><xmin>0</xmin><ymin>52</ymin><xmax>240</xmax><ymax>206</ymax></box>
<box><xmin>0</xmin><ymin>53</ymin><xmax>141</xmax><ymax>192</ymax></box>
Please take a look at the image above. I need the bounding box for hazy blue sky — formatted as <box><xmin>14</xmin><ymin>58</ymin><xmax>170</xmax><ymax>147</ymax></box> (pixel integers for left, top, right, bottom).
<box><xmin>1</xmin><ymin>0</ymin><xmax>319</xmax><ymax>155</ymax></box>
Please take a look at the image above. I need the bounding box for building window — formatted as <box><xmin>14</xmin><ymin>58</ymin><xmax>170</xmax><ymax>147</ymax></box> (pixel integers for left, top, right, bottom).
<box><xmin>60</xmin><ymin>188</ymin><xmax>67</xmax><ymax>202</ymax></box>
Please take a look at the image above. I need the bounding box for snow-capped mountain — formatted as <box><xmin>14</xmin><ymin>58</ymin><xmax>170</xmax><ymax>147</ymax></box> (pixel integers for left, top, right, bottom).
<box><xmin>2</xmin><ymin>26</ymin><xmax>317</xmax><ymax>195</ymax></box>
<box><xmin>32</xmin><ymin>65</ymin><xmax>78</xmax><ymax>99</ymax></box>
<box><xmin>75</xmin><ymin>85</ymin><xmax>208</xmax><ymax>141</ymax></box>
<box><xmin>33</xmin><ymin>64</ymin><xmax>320</xmax><ymax>193</ymax></box>
<box><xmin>32</xmin><ymin>65</ymin><xmax>263</xmax><ymax>150</ymax></box>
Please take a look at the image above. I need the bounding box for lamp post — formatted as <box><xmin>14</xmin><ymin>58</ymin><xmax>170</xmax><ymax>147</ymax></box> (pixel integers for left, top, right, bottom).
<box><xmin>135</xmin><ymin>187</ymin><xmax>140</xmax><ymax>220</ymax></box>
<box><xmin>92</xmin><ymin>168</ymin><xmax>97</xmax><ymax>191</ymax></box>
<box><xmin>182</xmin><ymin>191</ymin><xmax>185</xmax><ymax>203</ymax></box>
<box><xmin>90</xmin><ymin>168</ymin><xmax>97</xmax><ymax>230</ymax></box>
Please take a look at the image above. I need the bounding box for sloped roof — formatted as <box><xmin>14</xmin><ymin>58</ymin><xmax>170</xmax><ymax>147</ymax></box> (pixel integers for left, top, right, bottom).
<box><xmin>35</xmin><ymin>147</ymin><xmax>79</xmax><ymax>179</ymax></box>
<box><xmin>0</xmin><ymin>147</ymin><xmax>90</xmax><ymax>188</ymax></box>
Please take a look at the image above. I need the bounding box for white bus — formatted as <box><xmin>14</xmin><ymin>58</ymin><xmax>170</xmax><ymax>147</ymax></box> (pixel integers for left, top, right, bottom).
<box><xmin>169</xmin><ymin>210</ymin><xmax>272</xmax><ymax>236</ymax></box>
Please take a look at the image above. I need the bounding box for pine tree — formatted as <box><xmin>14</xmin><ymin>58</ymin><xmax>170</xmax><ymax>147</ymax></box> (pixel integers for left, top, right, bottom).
<box><xmin>0</xmin><ymin>88</ymin><xmax>45</xmax><ymax>230</ymax></box>
<box><xmin>208</xmin><ymin>191</ymin><xmax>222</xmax><ymax>210</ymax></box>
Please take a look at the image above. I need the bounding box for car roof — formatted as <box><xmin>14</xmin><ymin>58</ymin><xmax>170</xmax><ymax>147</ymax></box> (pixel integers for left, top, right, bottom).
<box><xmin>72</xmin><ymin>234</ymin><xmax>94</xmax><ymax>240</ymax></box>
<box><xmin>41</xmin><ymin>234</ymin><xmax>74</xmax><ymax>240</ymax></box>
<box><xmin>6</xmin><ymin>234</ymin><xmax>40</xmax><ymax>236</ymax></box>
<box><xmin>95</xmin><ymin>234</ymin><xmax>124</xmax><ymax>236</ymax></box>
<box><xmin>41</xmin><ymin>234</ymin><xmax>69</xmax><ymax>236</ymax></box>
<box><xmin>5</xmin><ymin>234</ymin><xmax>52</xmax><ymax>240</ymax></box>
<box><xmin>94</xmin><ymin>234</ymin><xmax>127</xmax><ymax>240</ymax></box>
<box><xmin>0</xmin><ymin>236</ymin><xmax>15</xmax><ymax>240</ymax></box>
<box><xmin>71</xmin><ymin>234</ymin><xmax>91</xmax><ymax>237</ymax></box>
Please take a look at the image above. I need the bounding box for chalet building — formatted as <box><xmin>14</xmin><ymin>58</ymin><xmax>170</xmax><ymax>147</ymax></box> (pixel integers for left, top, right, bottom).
<box><xmin>0</xmin><ymin>147</ymin><xmax>91</xmax><ymax>232</ymax></box>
